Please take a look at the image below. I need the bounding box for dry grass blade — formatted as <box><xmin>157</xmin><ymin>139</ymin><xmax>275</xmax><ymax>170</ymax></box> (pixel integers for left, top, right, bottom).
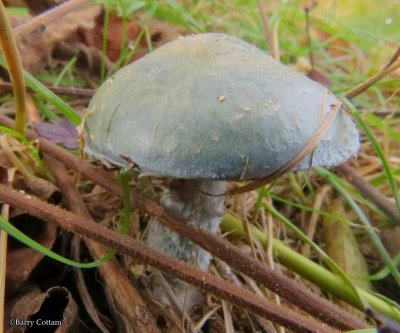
<box><xmin>345</xmin><ymin>59</ymin><xmax>400</xmax><ymax>99</ymax></box>
<box><xmin>0</xmin><ymin>183</ymin><xmax>341</xmax><ymax>333</ymax></box>
<box><xmin>0</xmin><ymin>113</ymin><xmax>367</xmax><ymax>330</ymax></box>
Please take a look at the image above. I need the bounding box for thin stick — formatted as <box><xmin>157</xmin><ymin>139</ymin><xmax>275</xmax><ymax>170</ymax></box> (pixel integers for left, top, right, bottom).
<box><xmin>0</xmin><ymin>81</ymin><xmax>96</xmax><ymax>97</ymax></box>
<box><xmin>336</xmin><ymin>164</ymin><xmax>400</xmax><ymax>224</ymax></box>
<box><xmin>0</xmin><ymin>1</ymin><xmax>27</xmax><ymax>135</ymax></box>
<box><xmin>257</xmin><ymin>0</ymin><xmax>280</xmax><ymax>61</ymax></box>
<box><xmin>45</xmin><ymin>155</ymin><xmax>160</xmax><ymax>333</ymax></box>
<box><xmin>345</xmin><ymin>59</ymin><xmax>400</xmax><ymax>99</ymax></box>
<box><xmin>0</xmin><ymin>184</ymin><xmax>339</xmax><ymax>333</ymax></box>
<box><xmin>383</xmin><ymin>46</ymin><xmax>400</xmax><ymax>69</ymax></box>
<box><xmin>0</xmin><ymin>168</ymin><xmax>15</xmax><ymax>331</ymax></box>
<box><xmin>0</xmin><ymin>114</ymin><xmax>367</xmax><ymax>330</ymax></box>
<box><xmin>13</xmin><ymin>0</ymin><xmax>92</xmax><ymax>38</ymax></box>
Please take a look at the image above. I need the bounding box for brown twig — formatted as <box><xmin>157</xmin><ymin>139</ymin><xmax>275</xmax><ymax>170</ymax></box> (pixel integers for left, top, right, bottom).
<box><xmin>44</xmin><ymin>155</ymin><xmax>160</xmax><ymax>333</ymax></box>
<box><xmin>0</xmin><ymin>184</ymin><xmax>339</xmax><ymax>333</ymax></box>
<box><xmin>257</xmin><ymin>0</ymin><xmax>280</xmax><ymax>61</ymax></box>
<box><xmin>336</xmin><ymin>164</ymin><xmax>400</xmax><ymax>224</ymax></box>
<box><xmin>129</xmin><ymin>190</ymin><xmax>366</xmax><ymax>331</ymax></box>
<box><xmin>345</xmin><ymin>59</ymin><xmax>400</xmax><ymax>99</ymax></box>
<box><xmin>304</xmin><ymin>5</ymin><xmax>314</xmax><ymax>69</ymax></box>
<box><xmin>0</xmin><ymin>81</ymin><xmax>96</xmax><ymax>97</ymax></box>
<box><xmin>13</xmin><ymin>0</ymin><xmax>93</xmax><ymax>38</ymax></box>
<box><xmin>383</xmin><ymin>46</ymin><xmax>400</xmax><ymax>69</ymax></box>
<box><xmin>0</xmin><ymin>114</ymin><xmax>366</xmax><ymax>330</ymax></box>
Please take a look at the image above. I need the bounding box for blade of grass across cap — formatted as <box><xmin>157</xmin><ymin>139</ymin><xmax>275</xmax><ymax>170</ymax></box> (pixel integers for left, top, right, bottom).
<box><xmin>317</xmin><ymin>168</ymin><xmax>400</xmax><ymax>288</ymax></box>
<box><xmin>0</xmin><ymin>215</ymin><xmax>115</xmax><ymax>268</ymax></box>
<box><xmin>0</xmin><ymin>55</ymin><xmax>81</xmax><ymax>125</ymax></box>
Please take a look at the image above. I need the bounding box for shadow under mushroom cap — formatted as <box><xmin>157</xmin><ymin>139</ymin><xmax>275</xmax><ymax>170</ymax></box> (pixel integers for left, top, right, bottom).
<box><xmin>84</xmin><ymin>33</ymin><xmax>359</xmax><ymax>180</ymax></box>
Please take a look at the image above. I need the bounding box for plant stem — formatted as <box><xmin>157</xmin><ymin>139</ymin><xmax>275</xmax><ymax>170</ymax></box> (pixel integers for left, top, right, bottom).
<box><xmin>220</xmin><ymin>213</ymin><xmax>400</xmax><ymax>322</ymax></box>
<box><xmin>0</xmin><ymin>1</ymin><xmax>27</xmax><ymax>135</ymax></box>
<box><xmin>0</xmin><ymin>183</ymin><xmax>339</xmax><ymax>333</ymax></box>
<box><xmin>0</xmin><ymin>114</ymin><xmax>368</xmax><ymax>330</ymax></box>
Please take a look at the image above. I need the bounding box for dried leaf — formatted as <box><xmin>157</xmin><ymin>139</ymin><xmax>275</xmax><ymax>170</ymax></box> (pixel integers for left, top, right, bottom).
<box><xmin>322</xmin><ymin>199</ymin><xmax>372</xmax><ymax>318</ymax></box>
<box><xmin>11</xmin><ymin>5</ymin><xmax>101</xmax><ymax>73</ymax></box>
<box><xmin>35</xmin><ymin>118</ymin><xmax>79</xmax><ymax>149</ymax></box>
<box><xmin>22</xmin><ymin>176</ymin><xmax>61</xmax><ymax>203</ymax></box>
<box><xmin>322</xmin><ymin>199</ymin><xmax>372</xmax><ymax>291</ymax></box>
<box><xmin>6</xmin><ymin>286</ymin><xmax>78</xmax><ymax>333</ymax></box>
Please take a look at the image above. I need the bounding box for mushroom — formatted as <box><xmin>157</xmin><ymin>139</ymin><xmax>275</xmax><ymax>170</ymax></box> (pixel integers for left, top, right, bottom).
<box><xmin>83</xmin><ymin>33</ymin><xmax>359</xmax><ymax>306</ymax></box>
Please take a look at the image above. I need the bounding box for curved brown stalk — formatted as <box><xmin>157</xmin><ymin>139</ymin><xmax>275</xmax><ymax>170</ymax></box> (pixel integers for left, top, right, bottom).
<box><xmin>0</xmin><ymin>114</ymin><xmax>366</xmax><ymax>330</ymax></box>
<box><xmin>44</xmin><ymin>155</ymin><xmax>160</xmax><ymax>333</ymax></box>
<box><xmin>0</xmin><ymin>183</ymin><xmax>340</xmax><ymax>333</ymax></box>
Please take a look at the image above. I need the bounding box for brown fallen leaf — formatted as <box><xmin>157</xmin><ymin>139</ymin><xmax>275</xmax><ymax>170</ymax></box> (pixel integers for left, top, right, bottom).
<box><xmin>6</xmin><ymin>286</ymin><xmax>78</xmax><ymax>333</ymax></box>
<box><xmin>10</xmin><ymin>5</ymin><xmax>101</xmax><ymax>73</ymax></box>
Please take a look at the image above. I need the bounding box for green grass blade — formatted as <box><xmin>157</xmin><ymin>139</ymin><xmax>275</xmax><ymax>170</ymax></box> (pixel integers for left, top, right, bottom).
<box><xmin>342</xmin><ymin>98</ymin><xmax>400</xmax><ymax>223</ymax></box>
<box><xmin>0</xmin><ymin>125</ymin><xmax>48</xmax><ymax>177</ymax></box>
<box><xmin>265</xmin><ymin>201</ymin><xmax>364</xmax><ymax>309</ymax></box>
<box><xmin>0</xmin><ymin>215</ymin><xmax>114</xmax><ymax>268</ymax></box>
<box><xmin>365</xmin><ymin>251</ymin><xmax>400</xmax><ymax>281</ymax></box>
<box><xmin>318</xmin><ymin>167</ymin><xmax>400</xmax><ymax>287</ymax></box>
<box><xmin>0</xmin><ymin>55</ymin><xmax>81</xmax><ymax>125</ymax></box>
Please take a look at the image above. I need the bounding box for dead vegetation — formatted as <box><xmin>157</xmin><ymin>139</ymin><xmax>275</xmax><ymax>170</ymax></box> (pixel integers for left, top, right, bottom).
<box><xmin>0</xmin><ymin>1</ymin><xmax>399</xmax><ymax>333</ymax></box>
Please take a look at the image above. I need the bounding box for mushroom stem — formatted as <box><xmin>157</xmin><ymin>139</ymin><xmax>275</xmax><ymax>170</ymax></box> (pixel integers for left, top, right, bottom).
<box><xmin>145</xmin><ymin>179</ymin><xmax>226</xmax><ymax>303</ymax></box>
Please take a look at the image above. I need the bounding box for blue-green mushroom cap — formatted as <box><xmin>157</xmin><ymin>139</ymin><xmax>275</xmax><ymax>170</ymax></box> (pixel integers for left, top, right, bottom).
<box><xmin>83</xmin><ymin>33</ymin><xmax>359</xmax><ymax>180</ymax></box>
